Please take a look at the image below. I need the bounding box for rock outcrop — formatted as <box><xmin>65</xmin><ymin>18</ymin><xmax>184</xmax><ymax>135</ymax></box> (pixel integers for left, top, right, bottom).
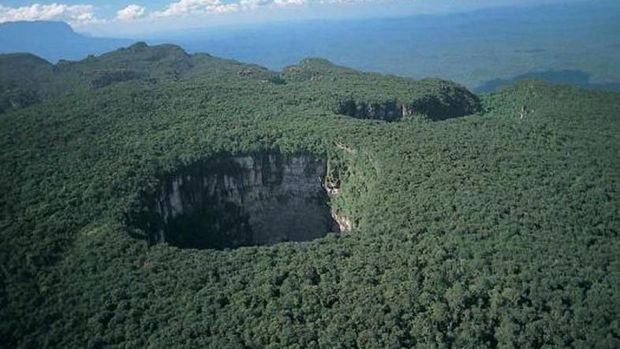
<box><xmin>337</xmin><ymin>99</ymin><xmax>407</xmax><ymax>121</ymax></box>
<box><xmin>337</xmin><ymin>89</ymin><xmax>480</xmax><ymax>121</ymax></box>
<box><xmin>408</xmin><ymin>83</ymin><xmax>482</xmax><ymax>120</ymax></box>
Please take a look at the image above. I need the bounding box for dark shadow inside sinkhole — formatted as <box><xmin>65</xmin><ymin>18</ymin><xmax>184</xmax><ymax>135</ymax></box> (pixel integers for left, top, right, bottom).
<box><xmin>133</xmin><ymin>153</ymin><xmax>340</xmax><ymax>250</ymax></box>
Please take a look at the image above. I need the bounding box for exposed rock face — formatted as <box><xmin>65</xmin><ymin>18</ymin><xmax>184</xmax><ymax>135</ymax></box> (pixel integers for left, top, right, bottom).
<box><xmin>409</xmin><ymin>90</ymin><xmax>481</xmax><ymax>120</ymax></box>
<box><xmin>333</xmin><ymin>214</ymin><xmax>352</xmax><ymax>232</ymax></box>
<box><xmin>336</xmin><ymin>85</ymin><xmax>481</xmax><ymax>121</ymax></box>
<box><xmin>337</xmin><ymin>99</ymin><xmax>406</xmax><ymax>121</ymax></box>
<box><xmin>140</xmin><ymin>153</ymin><xmax>340</xmax><ymax>250</ymax></box>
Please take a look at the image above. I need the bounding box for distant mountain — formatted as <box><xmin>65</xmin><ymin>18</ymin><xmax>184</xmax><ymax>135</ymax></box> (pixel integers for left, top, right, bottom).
<box><xmin>0</xmin><ymin>21</ymin><xmax>134</xmax><ymax>63</ymax></box>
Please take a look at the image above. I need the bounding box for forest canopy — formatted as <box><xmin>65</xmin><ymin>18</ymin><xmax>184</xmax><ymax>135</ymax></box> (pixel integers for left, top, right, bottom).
<box><xmin>0</xmin><ymin>43</ymin><xmax>619</xmax><ymax>348</ymax></box>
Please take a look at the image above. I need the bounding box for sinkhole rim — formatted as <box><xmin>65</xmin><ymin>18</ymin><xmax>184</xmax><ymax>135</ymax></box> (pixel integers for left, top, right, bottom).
<box><xmin>127</xmin><ymin>151</ymin><xmax>350</xmax><ymax>251</ymax></box>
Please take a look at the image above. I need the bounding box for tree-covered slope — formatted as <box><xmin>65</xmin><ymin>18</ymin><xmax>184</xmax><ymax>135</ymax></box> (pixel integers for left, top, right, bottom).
<box><xmin>0</xmin><ymin>43</ymin><xmax>479</xmax><ymax>120</ymax></box>
<box><xmin>0</xmin><ymin>44</ymin><xmax>618</xmax><ymax>348</ymax></box>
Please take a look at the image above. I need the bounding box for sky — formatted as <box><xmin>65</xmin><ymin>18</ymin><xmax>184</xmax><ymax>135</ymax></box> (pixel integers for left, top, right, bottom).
<box><xmin>0</xmin><ymin>0</ymin><xmax>585</xmax><ymax>37</ymax></box>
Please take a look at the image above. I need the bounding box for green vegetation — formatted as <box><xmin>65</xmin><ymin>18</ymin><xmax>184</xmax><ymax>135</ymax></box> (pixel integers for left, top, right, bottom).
<box><xmin>0</xmin><ymin>44</ymin><xmax>619</xmax><ymax>348</ymax></box>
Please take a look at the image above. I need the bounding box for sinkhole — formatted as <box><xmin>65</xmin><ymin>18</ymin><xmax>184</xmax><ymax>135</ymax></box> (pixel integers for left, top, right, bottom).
<box><xmin>132</xmin><ymin>153</ymin><xmax>343</xmax><ymax>250</ymax></box>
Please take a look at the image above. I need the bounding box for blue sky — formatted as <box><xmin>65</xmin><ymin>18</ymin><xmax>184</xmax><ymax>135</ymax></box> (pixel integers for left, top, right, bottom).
<box><xmin>0</xmin><ymin>0</ymin><xmax>584</xmax><ymax>37</ymax></box>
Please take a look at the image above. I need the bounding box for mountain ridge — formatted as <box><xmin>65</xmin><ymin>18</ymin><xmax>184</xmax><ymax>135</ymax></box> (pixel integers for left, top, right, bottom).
<box><xmin>0</xmin><ymin>43</ymin><xmax>481</xmax><ymax>120</ymax></box>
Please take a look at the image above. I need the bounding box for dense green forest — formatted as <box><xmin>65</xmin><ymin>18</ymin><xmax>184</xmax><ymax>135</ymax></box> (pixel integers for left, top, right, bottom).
<box><xmin>0</xmin><ymin>43</ymin><xmax>619</xmax><ymax>348</ymax></box>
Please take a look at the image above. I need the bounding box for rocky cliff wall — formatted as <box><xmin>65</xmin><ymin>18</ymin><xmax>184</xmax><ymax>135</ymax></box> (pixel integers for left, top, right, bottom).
<box><xmin>337</xmin><ymin>99</ymin><xmax>407</xmax><ymax>121</ymax></box>
<box><xmin>336</xmin><ymin>84</ymin><xmax>481</xmax><ymax>121</ymax></box>
<box><xmin>139</xmin><ymin>153</ymin><xmax>341</xmax><ymax>249</ymax></box>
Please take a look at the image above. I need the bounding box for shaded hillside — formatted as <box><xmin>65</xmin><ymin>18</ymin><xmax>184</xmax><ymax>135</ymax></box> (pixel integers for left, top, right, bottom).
<box><xmin>0</xmin><ymin>54</ymin><xmax>53</xmax><ymax>112</ymax></box>
<box><xmin>0</xmin><ymin>43</ymin><xmax>244</xmax><ymax>113</ymax></box>
<box><xmin>0</xmin><ymin>21</ymin><xmax>133</xmax><ymax>63</ymax></box>
<box><xmin>0</xmin><ymin>45</ymin><xmax>618</xmax><ymax>348</ymax></box>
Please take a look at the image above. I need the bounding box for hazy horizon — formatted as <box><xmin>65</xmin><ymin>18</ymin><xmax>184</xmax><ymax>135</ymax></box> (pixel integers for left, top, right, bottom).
<box><xmin>0</xmin><ymin>0</ymin><xmax>596</xmax><ymax>37</ymax></box>
<box><xmin>1</xmin><ymin>0</ymin><xmax>619</xmax><ymax>92</ymax></box>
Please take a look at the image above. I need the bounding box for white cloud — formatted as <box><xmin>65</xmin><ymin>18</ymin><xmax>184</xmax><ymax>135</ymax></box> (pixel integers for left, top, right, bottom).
<box><xmin>152</xmin><ymin>0</ymin><xmax>240</xmax><ymax>18</ymax></box>
<box><xmin>117</xmin><ymin>4</ymin><xmax>146</xmax><ymax>22</ymax></box>
<box><xmin>239</xmin><ymin>0</ymin><xmax>272</xmax><ymax>10</ymax></box>
<box><xmin>318</xmin><ymin>0</ymin><xmax>387</xmax><ymax>4</ymax></box>
<box><xmin>0</xmin><ymin>0</ymin><xmax>381</xmax><ymax>31</ymax></box>
<box><xmin>0</xmin><ymin>3</ymin><xmax>97</xmax><ymax>26</ymax></box>
<box><xmin>273</xmin><ymin>0</ymin><xmax>307</xmax><ymax>7</ymax></box>
<box><xmin>153</xmin><ymin>0</ymin><xmax>307</xmax><ymax>18</ymax></box>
